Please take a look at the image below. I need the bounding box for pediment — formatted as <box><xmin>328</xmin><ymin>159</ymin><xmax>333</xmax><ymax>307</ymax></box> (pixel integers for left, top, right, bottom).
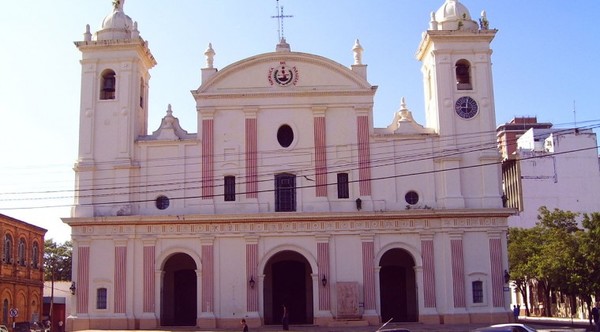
<box><xmin>194</xmin><ymin>52</ymin><xmax>372</xmax><ymax>97</ymax></box>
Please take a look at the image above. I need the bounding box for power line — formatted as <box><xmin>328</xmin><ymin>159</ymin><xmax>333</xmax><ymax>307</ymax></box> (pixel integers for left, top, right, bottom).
<box><xmin>1</xmin><ymin>126</ymin><xmax>598</xmax><ymax>211</ymax></box>
<box><xmin>2</xmin><ymin>124</ymin><xmax>597</xmax><ymax>200</ymax></box>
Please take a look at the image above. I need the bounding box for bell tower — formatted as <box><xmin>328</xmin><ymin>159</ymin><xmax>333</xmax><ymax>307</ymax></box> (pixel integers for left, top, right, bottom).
<box><xmin>73</xmin><ymin>1</ymin><xmax>156</xmax><ymax>217</ymax></box>
<box><xmin>416</xmin><ymin>0</ymin><xmax>502</xmax><ymax>209</ymax></box>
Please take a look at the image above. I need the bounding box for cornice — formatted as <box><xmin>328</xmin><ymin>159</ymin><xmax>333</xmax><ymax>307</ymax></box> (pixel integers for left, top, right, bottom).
<box><xmin>65</xmin><ymin>209</ymin><xmax>512</xmax><ymax>239</ymax></box>
<box><xmin>75</xmin><ymin>38</ymin><xmax>157</xmax><ymax>68</ymax></box>
<box><xmin>194</xmin><ymin>88</ymin><xmax>377</xmax><ymax>101</ymax></box>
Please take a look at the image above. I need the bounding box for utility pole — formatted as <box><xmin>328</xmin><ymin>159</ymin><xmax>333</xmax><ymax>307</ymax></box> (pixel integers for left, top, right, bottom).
<box><xmin>49</xmin><ymin>253</ymin><xmax>55</xmax><ymax>331</ymax></box>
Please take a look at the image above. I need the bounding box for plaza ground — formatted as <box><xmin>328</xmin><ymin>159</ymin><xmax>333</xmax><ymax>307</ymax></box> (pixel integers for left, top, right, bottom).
<box><xmin>78</xmin><ymin>316</ymin><xmax>595</xmax><ymax>332</ymax></box>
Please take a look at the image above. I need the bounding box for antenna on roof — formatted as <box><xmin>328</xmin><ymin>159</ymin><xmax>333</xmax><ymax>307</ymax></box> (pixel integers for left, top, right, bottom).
<box><xmin>271</xmin><ymin>0</ymin><xmax>293</xmax><ymax>42</ymax></box>
<box><xmin>573</xmin><ymin>100</ymin><xmax>577</xmax><ymax>129</ymax></box>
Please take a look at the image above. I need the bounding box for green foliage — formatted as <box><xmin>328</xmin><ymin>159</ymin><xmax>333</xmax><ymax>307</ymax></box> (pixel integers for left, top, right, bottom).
<box><xmin>508</xmin><ymin>206</ymin><xmax>600</xmax><ymax>317</ymax></box>
<box><xmin>536</xmin><ymin>206</ymin><xmax>580</xmax><ymax>233</ymax></box>
<box><xmin>44</xmin><ymin>239</ymin><xmax>72</xmax><ymax>281</ymax></box>
<box><xmin>580</xmin><ymin>213</ymin><xmax>600</xmax><ymax>296</ymax></box>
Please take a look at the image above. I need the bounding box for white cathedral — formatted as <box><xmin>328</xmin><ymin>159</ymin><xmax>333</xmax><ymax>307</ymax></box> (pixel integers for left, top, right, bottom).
<box><xmin>64</xmin><ymin>0</ymin><xmax>514</xmax><ymax>330</ymax></box>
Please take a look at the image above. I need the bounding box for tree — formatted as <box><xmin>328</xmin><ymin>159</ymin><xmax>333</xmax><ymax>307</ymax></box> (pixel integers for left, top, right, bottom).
<box><xmin>533</xmin><ymin>207</ymin><xmax>580</xmax><ymax>317</ymax></box>
<box><xmin>508</xmin><ymin>226</ymin><xmax>542</xmax><ymax>316</ymax></box>
<box><xmin>44</xmin><ymin>239</ymin><xmax>72</xmax><ymax>281</ymax></box>
<box><xmin>579</xmin><ymin>213</ymin><xmax>600</xmax><ymax>316</ymax></box>
<box><xmin>508</xmin><ymin>207</ymin><xmax>600</xmax><ymax>318</ymax></box>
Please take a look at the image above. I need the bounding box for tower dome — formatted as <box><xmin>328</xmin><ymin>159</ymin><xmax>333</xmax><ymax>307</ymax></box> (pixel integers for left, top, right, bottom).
<box><xmin>433</xmin><ymin>0</ymin><xmax>478</xmax><ymax>31</ymax></box>
<box><xmin>95</xmin><ymin>0</ymin><xmax>135</xmax><ymax>41</ymax></box>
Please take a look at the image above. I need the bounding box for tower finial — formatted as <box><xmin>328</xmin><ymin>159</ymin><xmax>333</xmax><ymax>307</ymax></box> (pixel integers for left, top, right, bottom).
<box><xmin>112</xmin><ymin>0</ymin><xmax>124</xmax><ymax>11</ymax></box>
<box><xmin>352</xmin><ymin>39</ymin><xmax>364</xmax><ymax>65</ymax></box>
<box><xmin>204</xmin><ymin>43</ymin><xmax>216</xmax><ymax>69</ymax></box>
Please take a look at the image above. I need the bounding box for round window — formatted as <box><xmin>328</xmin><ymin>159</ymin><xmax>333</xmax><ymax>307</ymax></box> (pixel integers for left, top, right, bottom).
<box><xmin>156</xmin><ymin>195</ymin><xmax>170</xmax><ymax>210</ymax></box>
<box><xmin>277</xmin><ymin>124</ymin><xmax>294</xmax><ymax>148</ymax></box>
<box><xmin>405</xmin><ymin>191</ymin><xmax>419</xmax><ymax>205</ymax></box>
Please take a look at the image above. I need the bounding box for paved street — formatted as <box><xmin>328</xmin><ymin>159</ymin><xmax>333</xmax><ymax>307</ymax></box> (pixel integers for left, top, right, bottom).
<box><xmin>79</xmin><ymin>317</ymin><xmax>595</xmax><ymax>332</ymax></box>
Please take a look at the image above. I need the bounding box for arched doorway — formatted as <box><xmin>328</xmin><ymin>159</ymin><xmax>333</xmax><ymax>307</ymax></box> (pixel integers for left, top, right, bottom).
<box><xmin>379</xmin><ymin>248</ymin><xmax>418</xmax><ymax>322</ymax></box>
<box><xmin>161</xmin><ymin>253</ymin><xmax>197</xmax><ymax>326</ymax></box>
<box><xmin>263</xmin><ymin>250</ymin><xmax>313</xmax><ymax>325</ymax></box>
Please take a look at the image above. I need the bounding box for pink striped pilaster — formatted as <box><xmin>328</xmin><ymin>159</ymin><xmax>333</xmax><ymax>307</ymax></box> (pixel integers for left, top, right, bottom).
<box><xmin>313</xmin><ymin>116</ymin><xmax>327</xmax><ymax>197</ymax></box>
<box><xmin>246</xmin><ymin>243</ymin><xmax>259</xmax><ymax>311</ymax></box>
<box><xmin>77</xmin><ymin>246</ymin><xmax>90</xmax><ymax>313</ymax></box>
<box><xmin>114</xmin><ymin>246</ymin><xmax>127</xmax><ymax>313</ymax></box>
<box><xmin>451</xmin><ymin>238</ymin><xmax>466</xmax><ymax>308</ymax></box>
<box><xmin>202</xmin><ymin>119</ymin><xmax>214</xmax><ymax>199</ymax></box>
<box><xmin>201</xmin><ymin>244</ymin><xmax>214</xmax><ymax>312</ymax></box>
<box><xmin>357</xmin><ymin>115</ymin><xmax>372</xmax><ymax>196</ymax></box>
<box><xmin>489</xmin><ymin>238</ymin><xmax>504</xmax><ymax>307</ymax></box>
<box><xmin>362</xmin><ymin>241</ymin><xmax>376</xmax><ymax>310</ymax></box>
<box><xmin>143</xmin><ymin>245</ymin><xmax>155</xmax><ymax>312</ymax></box>
<box><xmin>245</xmin><ymin>118</ymin><xmax>258</xmax><ymax>198</ymax></box>
<box><xmin>421</xmin><ymin>239</ymin><xmax>436</xmax><ymax>308</ymax></box>
<box><xmin>317</xmin><ymin>242</ymin><xmax>330</xmax><ymax>310</ymax></box>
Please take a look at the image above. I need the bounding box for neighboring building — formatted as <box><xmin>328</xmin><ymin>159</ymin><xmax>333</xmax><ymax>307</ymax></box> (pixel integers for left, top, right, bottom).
<box><xmin>498</xmin><ymin>118</ymin><xmax>600</xmax><ymax>318</ymax></box>
<box><xmin>498</xmin><ymin>120</ymin><xmax>600</xmax><ymax>228</ymax></box>
<box><xmin>496</xmin><ymin>117</ymin><xmax>552</xmax><ymax>160</ymax></box>
<box><xmin>43</xmin><ymin>281</ymin><xmax>74</xmax><ymax>332</ymax></box>
<box><xmin>64</xmin><ymin>1</ymin><xmax>513</xmax><ymax>330</ymax></box>
<box><xmin>0</xmin><ymin>213</ymin><xmax>47</xmax><ymax>325</ymax></box>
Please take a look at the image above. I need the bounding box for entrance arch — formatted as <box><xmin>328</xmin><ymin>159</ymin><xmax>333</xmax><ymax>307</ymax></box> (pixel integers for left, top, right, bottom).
<box><xmin>379</xmin><ymin>248</ymin><xmax>418</xmax><ymax>322</ymax></box>
<box><xmin>263</xmin><ymin>250</ymin><xmax>313</xmax><ymax>325</ymax></box>
<box><xmin>161</xmin><ymin>253</ymin><xmax>197</xmax><ymax>326</ymax></box>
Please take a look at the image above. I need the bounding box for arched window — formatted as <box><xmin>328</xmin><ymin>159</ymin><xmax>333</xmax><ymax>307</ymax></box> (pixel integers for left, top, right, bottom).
<box><xmin>3</xmin><ymin>299</ymin><xmax>8</xmax><ymax>324</ymax></box>
<box><xmin>139</xmin><ymin>77</ymin><xmax>144</xmax><ymax>108</ymax></box>
<box><xmin>97</xmin><ymin>288</ymin><xmax>108</xmax><ymax>309</ymax></box>
<box><xmin>337</xmin><ymin>173</ymin><xmax>349</xmax><ymax>199</ymax></box>
<box><xmin>224</xmin><ymin>176</ymin><xmax>236</xmax><ymax>201</ymax></box>
<box><xmin>100</xmin><ymin>69</ymin><xmax>116</xmax><ymax>100</ymax></box>
<box><xmin>472</xmin><ymin>280</ymin><xmax>484</xmax><ymax>303</ymax></box>
<box><xmin>3</xmin><ymin>234</ymin><xmax>12</xmax><ymax>264</ymax></box>
<box><xmin>455</xmin><ymin>59</ymin><xmax>472</xmax><ymax>90</ymax></box>
<box><xmin>32</xmin><ymin>242</ymin><xmax>39</xmax><ymax>268</ymax></box>
<box><xmin>17</xmin><ymin>238</ymin><xmax>26</xmax><ymax>266</ymax></box>
<box><xmin>275</xmin><ymin>173</ymin><xmax>296</xmax><ymax>212</ymax></box>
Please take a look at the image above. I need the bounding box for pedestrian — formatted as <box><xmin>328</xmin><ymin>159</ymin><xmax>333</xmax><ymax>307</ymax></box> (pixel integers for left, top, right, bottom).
<box><xmin>240</xmin><ymin>318</ymin><xmax>248</xmax><ymax>332</ymax></box>
<box><xmin>592</xmin><ymin>303</ymin><xmax>600</xmax><ymax>332</ymax></box>
<box><xmin>282</xmin><ymin>304</ymin><xmax>289</xmax><ymax>330</ymax></box>
<box><xmin>513</xmin><ymin>305</ymin><xmax>519</xmax><ymax>321</ymax></box>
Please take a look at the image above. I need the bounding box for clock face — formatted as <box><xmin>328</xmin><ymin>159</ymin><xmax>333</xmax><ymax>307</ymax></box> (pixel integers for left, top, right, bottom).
<box><xmin>455</xmin><ymin>96</ymin><xmax>478</xmax><ymax>119</ymax></box>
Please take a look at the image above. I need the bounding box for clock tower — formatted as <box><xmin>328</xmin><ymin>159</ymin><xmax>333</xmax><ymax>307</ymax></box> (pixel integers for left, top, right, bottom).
<box><xmin>416</xmin><ymin>0</ymin><xmax>502</xmax><ymax>209</ymax></box>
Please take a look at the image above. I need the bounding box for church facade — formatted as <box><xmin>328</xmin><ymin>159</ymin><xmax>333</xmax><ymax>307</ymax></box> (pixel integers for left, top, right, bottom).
<box><xmin>64</xmin><ymin>0</ymin><xmax>513</xmax><ymax>330</ymax></box>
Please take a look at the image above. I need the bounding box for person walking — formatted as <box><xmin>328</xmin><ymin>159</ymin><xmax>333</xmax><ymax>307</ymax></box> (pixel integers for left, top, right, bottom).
<box><xmin>240</xmin><ymin>318</ymin><xmax>248</xmax><ymax>332</ymax></box>
<box><xmin>282</xmin><ymin>304</ymin><xmax>289</xmax><ymax>330</ymax></box>
<box><xmin>592</xmin><ymin>303</ymin><xmax>600</xmax><ymax>332</ymax></box>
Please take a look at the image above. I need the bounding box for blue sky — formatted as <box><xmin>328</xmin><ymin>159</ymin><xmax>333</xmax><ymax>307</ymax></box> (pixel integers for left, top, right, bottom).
<box><xmin>1</xmin><ymin>1</ymin><xmax>599</xmax><ymax>243</ymax></box>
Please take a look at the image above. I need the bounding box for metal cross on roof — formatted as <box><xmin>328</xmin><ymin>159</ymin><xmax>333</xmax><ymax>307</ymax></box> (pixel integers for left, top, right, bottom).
<box><xmin>271</xmin><ymin>0</ymin><xmax>294</xmax><ymax>42</ymax></box>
